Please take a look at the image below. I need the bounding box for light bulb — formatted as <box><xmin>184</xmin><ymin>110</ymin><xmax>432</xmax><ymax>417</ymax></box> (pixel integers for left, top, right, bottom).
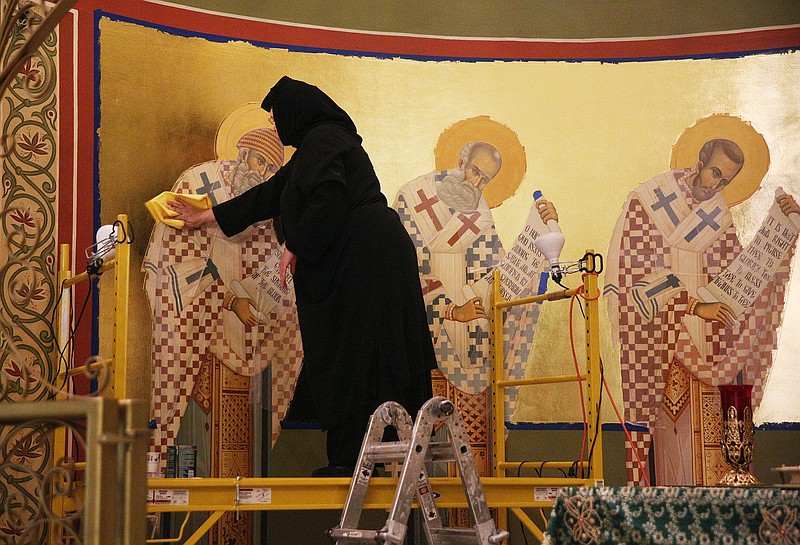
<box><xmin>535</xmin><ymin>231</ymin><xmax>566</xmax><ymax>271</ymax></box>
<box><xmin>94</xmin><ymin>224</ymin><xmax>118</xmax><ymax>261</ymax></box>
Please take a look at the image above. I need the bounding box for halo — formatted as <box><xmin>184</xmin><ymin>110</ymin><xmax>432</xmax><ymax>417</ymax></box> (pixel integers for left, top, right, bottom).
<box><xmin>670</xmin><ymin>113</ymin><xmax>769</xmax><ymax>207</ymax></box>
<box><xmin>434</xmin><ymin>116</ymin><xmax>526</xmax><ymax>209</ymax></box>
<box><xmin>215</xmin><ymin>102</ymin><xmax>275</xmax><ymax>161</ymax></box>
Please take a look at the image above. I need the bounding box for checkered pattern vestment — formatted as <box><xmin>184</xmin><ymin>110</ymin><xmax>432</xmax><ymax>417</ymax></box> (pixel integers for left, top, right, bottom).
<box><xmin>605</xmin><ymin>170</ymin><xmax>794</xmax><ymax>485</ymax></box>
<box><xmin>143</xmin><ymin>160</ymin><xmax>304</xmax><ymax>457</ymax></box>
<box><xmin>394</xmin><ymin>171</ymin><xmax>542</xmax><ymax>416</ymax></box>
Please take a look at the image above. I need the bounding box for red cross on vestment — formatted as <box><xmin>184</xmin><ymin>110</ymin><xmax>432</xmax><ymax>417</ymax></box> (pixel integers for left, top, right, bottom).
<box><xmin>414</xmin><ymin>189</ymin><xmax>443</xmax><ymax>231</ymax></box>
<box><xmin>421</xmin><ymin>278</ymin><xmax>443</xmax><ymax>296</ymax></box>
<box><xmin>448</xmin><ymin>212</ymin><xmax>481</xmax><ymax>246</ymax></box>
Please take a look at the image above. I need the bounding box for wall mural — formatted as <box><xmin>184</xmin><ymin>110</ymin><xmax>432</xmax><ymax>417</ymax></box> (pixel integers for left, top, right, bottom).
<box><xmin>141</xmin><ymin>104</ymin><xmax>303</xmax><ymax>541</ymax></box>
<box><xmin>397</xmin><ymin>116</ymin><xmax>541</xmax><ymax>407</ymax></box>
<box><xmin>0</xmin><ymin>2</ymin><xmax>795</xmax><ymax>543</ymax></box>
<box><xmin>605</xmin><ymin>114</ymin><xmax>799</xmax><ymax>485</ymax></box>
<box><xmin>394</xmin><ymin>117</ymin><xmax>554</xmax><ymax>514</ymax></box>
<box><xmin>143</xmin><ymin>104</ymin><xmax>302</xmax><ymax>455</ymax></box>
<box><xmin>88</xmin><ymin>6</ymin><xmax>800</xmax><ymax>492</ymax></box>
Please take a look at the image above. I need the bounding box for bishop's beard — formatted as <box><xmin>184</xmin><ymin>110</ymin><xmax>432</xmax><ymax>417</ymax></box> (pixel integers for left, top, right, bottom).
<box><xmin>437</xmin><ymin>170</ymin><xmax>481</xmax><ymax>213</ymax></box>
<box><xmin>232</xmin><ymin>162</ymin><xmax>265</xmax><ymax>196</ymax></box>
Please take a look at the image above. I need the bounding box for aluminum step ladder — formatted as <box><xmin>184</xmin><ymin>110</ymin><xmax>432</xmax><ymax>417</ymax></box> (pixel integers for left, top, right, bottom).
<box><xmin>328</xmin><ymin>396</ymin><xmax>509</xmax><ymax>545</ymax></box>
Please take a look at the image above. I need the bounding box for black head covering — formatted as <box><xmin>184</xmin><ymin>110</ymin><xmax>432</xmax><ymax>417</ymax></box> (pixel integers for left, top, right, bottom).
<box><xmin>261</xmin><ymin>76</ymin><xmax>359</xmax><ymax>147</ymax></box>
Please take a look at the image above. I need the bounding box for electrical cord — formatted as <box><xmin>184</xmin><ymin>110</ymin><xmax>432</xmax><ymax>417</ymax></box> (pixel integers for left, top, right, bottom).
<box><xmin>69</xmin><ymin>277</ymin><xmax>93</xmax><ymax>362</ymax></box>
<box><xmin>568</xmin><ymin>286</ymin><xmax>589</xmax><ymax>477</ymax></box>
<box><xmin>577</xmin><ymin>277</ymin><xmax>601</xmax><ymax>476</ymax></box>
<box><xmin>62</xmin><ymin>219</ymin><xmax>133</xmax><ymax>391</ymax></box>
<box><xmin>521</xmin><ymin>516</ymin><xmax>530</xmax><ymax>545</ymax></box>
<box><xmin>564</xmin><ymin>271</ymin><xmax>651</xmax><ymax>486</ymax></box>
<box><xmin>86</xmin><ymin>219</ymin><xmax>134</xmax><ymax>276</ymax></box>
<box><xmin>47</xmin><ymin>278</ymin><xmax>69</xmax><ymax>393</ymax></box>
<box><xmin>512</xmin><ymin>462</ymin><xmax>532</xmax><ymax>545</ymax></box>
<box><xmin>585</xmin><ymin>361</ymin><xmax>604</xmax><ymax>477</ymax></box>
<box><xmin>115</xmin><ymin>217</ymin><xmax>134</xmax><ymax>244</ymax></box>
<box><xmin>565</xmin><ymin>274</ymin><xmax>603</xmax><ymax>478</ymax></box>
<box><xmin>55</xmin><ymin>275</ymin><xmax>95</xmax><ymax>393</ymax></box>
<box><xmin>572</xmin><ymin>280</ymin><xmax>599</xmax><ymax>477</ymax></box>
<box><xmin>568</xmin><ymin>460</ymin><xmax>579</xmax><ymax>478</ymax></box>
<box><xmin>601</xmin><ymin>357</ymin><xmax>651</xmax><ymax>487</ymax></box>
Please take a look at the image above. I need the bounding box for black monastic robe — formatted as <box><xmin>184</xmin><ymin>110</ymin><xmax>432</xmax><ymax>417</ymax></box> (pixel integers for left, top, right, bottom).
<box><xmin>213</xmin><ymin>77</ymin><xmax>436</xmax><ymax>430</ymax></box>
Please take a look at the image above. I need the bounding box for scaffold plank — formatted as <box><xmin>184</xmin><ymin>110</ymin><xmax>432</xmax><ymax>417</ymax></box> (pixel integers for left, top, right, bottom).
<box><xmin>146</xmin><ymin>477</ymin><xmax>596</xmax><ymax>512</ymax></box>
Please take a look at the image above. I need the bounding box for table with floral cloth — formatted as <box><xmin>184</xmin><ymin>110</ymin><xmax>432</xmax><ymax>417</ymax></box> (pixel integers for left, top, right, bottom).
<box><xmin>542</xmin><ymin>486</ymin><xmax>800</xmax><ymax>545</ymax></box>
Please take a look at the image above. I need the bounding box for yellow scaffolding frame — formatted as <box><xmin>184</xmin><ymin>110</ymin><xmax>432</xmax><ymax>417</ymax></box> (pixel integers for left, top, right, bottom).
<box><xmin>55</xmin><ymin>213</ymin><xmax>132</xmax><ymax>400</ymax></box>
<box><xmin>145</xmin><ymin>476</ymin><xmax>587</xmax><ymax>544</ymax></box>
<box><xmin>489</xmin><ymin>251</ymin><xmax>604</xmax><ymax>542</ymax></box>
<box><xmin>50</xmin><ymin>214</ymin><xmax>137</xmax><ymax>543</ymax></box>
<box><xmin>142</xmin><ymin>252</ymin><xmax>605</xmax><ymax>545</ymax></box>
<box><xmin>40</xmin><ymin>224</ymin><xmax>603</xmax><ymax>545</ymax></box>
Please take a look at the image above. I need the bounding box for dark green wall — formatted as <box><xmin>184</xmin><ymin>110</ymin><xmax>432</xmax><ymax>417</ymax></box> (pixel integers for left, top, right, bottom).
<box><xmin>163</xmin><ymin>0</ymin><xmax>800</xmax><ymax>38</ymax></box>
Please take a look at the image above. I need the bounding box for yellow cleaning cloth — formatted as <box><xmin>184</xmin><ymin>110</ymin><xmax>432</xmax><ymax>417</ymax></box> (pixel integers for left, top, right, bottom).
<box><xmin>145</xmin><ymin>191</ymin><xmax>212</xmax><ymax>229</ymax></box>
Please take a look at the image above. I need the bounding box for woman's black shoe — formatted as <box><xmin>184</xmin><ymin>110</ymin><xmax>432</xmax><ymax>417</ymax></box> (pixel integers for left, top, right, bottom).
<box><xmin>311</xmin><ymin>464</ymin><xmax>355</xmax><ymax>477</ymax></box>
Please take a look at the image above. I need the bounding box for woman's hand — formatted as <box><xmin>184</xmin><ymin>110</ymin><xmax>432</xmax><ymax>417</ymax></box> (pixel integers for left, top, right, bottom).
<box><xmin>167</xmin><ymin>198</ymin><xmax>216</xmax><ymax>229</ymax></box>
<box><xmin>279</xmin><ymin>247</ymin><xmax>297</xmax><ymax>289</ymax></box>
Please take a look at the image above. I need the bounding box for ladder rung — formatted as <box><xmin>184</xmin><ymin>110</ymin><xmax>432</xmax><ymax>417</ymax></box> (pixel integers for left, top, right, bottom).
<box><xmin>428</xmin><ymin>526</ymin><xmax>482</xmax><ymax>545</ymax></box>
<box><xmin>328</xmin><ymin>528</ymin><xmax>379</xmax><ymax>543</ymax></box>
<box><xmin>430</xmin><ymin>527</ymin><xmax>480</xmax><ymax>536</ymax></box>
<box><xmin>366</xmin><ymin>442</ymin><xmax>457</xmax><ymax>462</ymax></box>
<box><xmin>497</xmin><ymin>373</ymin><xmax>586</xmax><ymax>388</ymax></box>
<box><xmin>334</xmin><ymin>398</ymin><xmax>508</xmax><ymax>545</ymax></box>
<box><xmin>428</xmin><ymin>527</ymin><xmax>509</xmax><ymax>545</ymax></box>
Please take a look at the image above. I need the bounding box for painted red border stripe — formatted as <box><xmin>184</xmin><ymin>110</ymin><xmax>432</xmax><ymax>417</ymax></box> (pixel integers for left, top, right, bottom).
<box><xmin>57</xmin><ymin>10</ymin><xmax>74</xmax><ymax>250</ymax></box>
<box><xmin>76</xmin><ymin>0</ymin><xmax>800</xmax><ymax>60</ymax></box>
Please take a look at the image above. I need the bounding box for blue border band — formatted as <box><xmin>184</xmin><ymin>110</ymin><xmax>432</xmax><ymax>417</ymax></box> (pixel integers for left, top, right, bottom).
<box><xmin>281</xmin><ymin>420</ymin><xmax>800</xmax><ymax>431</ymax></box>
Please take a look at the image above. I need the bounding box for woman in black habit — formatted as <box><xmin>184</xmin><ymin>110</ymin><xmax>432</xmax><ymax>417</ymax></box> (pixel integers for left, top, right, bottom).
<box><xmin>171</xmin><ymin>76</ymin><xmax>437</xmax><ymax>476</ymax></box>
